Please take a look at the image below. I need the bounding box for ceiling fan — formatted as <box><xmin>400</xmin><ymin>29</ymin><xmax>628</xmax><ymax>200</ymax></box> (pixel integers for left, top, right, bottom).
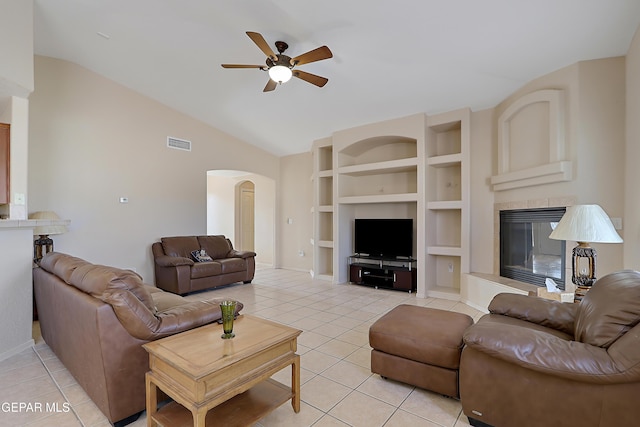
<box><xmin>221</xmin><ymin>31</ymin><xmax>333</xmax><ymax>92</ymax></box>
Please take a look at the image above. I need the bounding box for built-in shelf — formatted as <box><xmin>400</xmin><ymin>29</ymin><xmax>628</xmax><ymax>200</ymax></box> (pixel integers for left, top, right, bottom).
<box><xmin>318</xmin><ymin>240</ymin><xmax>333</xmax><ymax>248</ymax></box>
<box><xmin>427</xmin><ymin>246</ymin><xmax>463</xmax><ymax>256</ymax></box>
<box><xmin>429</xmin><ymin>286</ymin><xmax>461</xmax><ymax>299</ymax></box>
<box><xmin>338</xmin><ymin>157</ymin><xmax>418</xmax><ymax>176</ymax></box>
<box><xmin>338</xmin><ymin>193</ymin><xmax>418</xmax><ymax>204</ymax></box>
<box><xmin>313</xmin><ymin>139</ymin><xmax>334</xmax><ymax>281</ymax></box>
<box><xmin>427</xmin><ymin>154</ymin><xmax>462</xmax><ymax>167</ymax></box>
<box><xmin>427</xmin><ymin>201</ymin><xmax>463</xmax><ymax>210</ymax></box>
<box><xmin>425</xmin><ymin>108</ymin><xmax>470</xmax><ymax>300</ymax></box>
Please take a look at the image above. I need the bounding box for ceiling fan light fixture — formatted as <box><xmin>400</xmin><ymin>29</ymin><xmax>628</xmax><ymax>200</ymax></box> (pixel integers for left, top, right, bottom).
<box><xmin>268</xmin><ymin>65</ymin><xmax>293</xmax><ymax>84</ymax></box>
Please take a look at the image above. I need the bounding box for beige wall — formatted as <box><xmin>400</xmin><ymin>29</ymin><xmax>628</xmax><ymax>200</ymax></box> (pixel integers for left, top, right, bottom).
<box><xmin>279</xmin><ymin>152</ymin><xmax>313</xmax><ymax>272</ymax></box>
<box><xmin>468</xmin><ymin>108</ymin><xmax>495</xmax><ymax>273</ymax></box>
<box><xmin>625</xmin><ymin>26</ymin><xmax>640</xmax><ymax>269</ymax></box>
<box><xmin>29</xmin><ymin>56</ymin><xmax>280</xmax><ymax>281</ymax></box>
<box><xmin>0</xmin><ymin>0</ymin><xmax>33</xmax><ymax>100</ymax></box>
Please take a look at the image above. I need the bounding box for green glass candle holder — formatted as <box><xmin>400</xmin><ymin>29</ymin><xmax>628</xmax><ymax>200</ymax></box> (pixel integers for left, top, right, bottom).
<box><xmin>219</xmin><ymin>300</ymin><xmax>237</xmax><ymax>339</ymax></box>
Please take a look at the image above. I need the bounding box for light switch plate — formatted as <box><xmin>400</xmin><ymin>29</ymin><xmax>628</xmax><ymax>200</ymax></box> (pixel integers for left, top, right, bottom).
<box><xmin>610</xmin><ymin>217</ymin><xmax>622</xmax><ymax>230</ymax></box>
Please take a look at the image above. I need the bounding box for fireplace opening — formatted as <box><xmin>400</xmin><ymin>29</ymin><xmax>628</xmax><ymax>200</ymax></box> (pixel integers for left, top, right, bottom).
<box><xmin>500</xmin><ymin>207</ymin><xmax>566</xmax><ymax>289</ymax></box>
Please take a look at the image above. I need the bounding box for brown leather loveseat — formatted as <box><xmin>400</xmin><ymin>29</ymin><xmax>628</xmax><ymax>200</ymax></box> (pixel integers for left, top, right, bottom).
<box><xmin>152</xmin><ymin>235</ymin><xmax>256</xmax><ymax>295</ymax></box>
<box><xmin>33</xmin><ymin>252</ymin><xmax>243</xmax><ymax>426</ymax></box>
<box><xmin>460</xmin><ymin>270</ymin><xmax>640</xmax><ymax>427</ymax></box>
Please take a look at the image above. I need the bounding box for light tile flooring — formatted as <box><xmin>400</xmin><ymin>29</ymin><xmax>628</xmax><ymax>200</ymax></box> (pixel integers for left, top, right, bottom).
<box><xmin>0</xmin><ymin>268</ymin><xmax>485</xmax><ymax>427</ymax></box>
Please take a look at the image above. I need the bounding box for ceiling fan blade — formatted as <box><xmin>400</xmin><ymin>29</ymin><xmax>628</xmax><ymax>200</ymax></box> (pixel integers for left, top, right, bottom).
<box><xmin>293</xmin><ymin>70</ymin><xmax>329</xmax><ymax>88</ymax></box>
<box><xmin>246</xmin><ymin>31</ymin><xmax>278</xmax><ymax>61</ymax></box>
<box><xmin>290</xmin><ymin>46</ymin><xmax>333</xmax><ymax>66</ymax></box>
<box><xmin>263</xmin><ymin>79</ymin><xmax>277</xmax><ymax>92</ymax></box>
<box><xmin>221</xmin><ymin>64</ymin><xmax>266</xmax><ymax>69</ymax></box>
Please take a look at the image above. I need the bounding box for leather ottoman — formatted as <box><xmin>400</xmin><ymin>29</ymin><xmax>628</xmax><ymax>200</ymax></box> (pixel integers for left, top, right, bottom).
<box><xmin>369</xmin><ymin>304</ymin><xmax>474</xmax><ymax>398</ymax></box>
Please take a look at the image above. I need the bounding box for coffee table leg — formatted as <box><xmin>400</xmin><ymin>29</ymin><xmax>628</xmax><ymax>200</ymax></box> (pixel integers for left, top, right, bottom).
<box><xmin>193</xmin><ymin>408</ymin><xmax>207</xmax><ymax>427</ymax></box>
<box><xmin>291</xmin><ymin>354</ymin><xmax>300</xmax><ymax>413</ymax></box>
<box><xmin>145</xmin><ymin>373</ymin><xmax>158</xmax><ymax>427</ymax></box>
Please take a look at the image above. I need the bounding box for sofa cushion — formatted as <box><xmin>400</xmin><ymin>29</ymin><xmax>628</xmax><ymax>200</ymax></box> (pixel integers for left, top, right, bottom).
<box><xmin>575</xmin><ymin>270</ymin><xmax>640</xmax><ymax>348</ymax></box>
<box><xmin>68</xmin><ymin>263</ymin><xmax>156</xmax><ymax>313</ymax></box>
<box><xmin>39</xmin><ymin>252</ymin><xmax>91</xmax><ymax>284</ymax></box>
<box><xmin>197</xmin><ymin>235</ymin><xmax>231</xmax><ymax>259</ymax></box>
<box><xmin>161</xmin><ymin>236</ymin><xmax>200</xmax><ymax>258</ymax></box>
<box><xmin>217</xmin><ymin>258</ymin><xmax>246</xmax><ymax>274</ymax></box>
<box><xmin>151</xmin><ymin>290</ymin><xmax>188</xmax><ymax>312</ymax></box>
<box><xmin>191</xmin><ymin>261</ymin><xmax>222</xmax><ymax>279</ymax></box>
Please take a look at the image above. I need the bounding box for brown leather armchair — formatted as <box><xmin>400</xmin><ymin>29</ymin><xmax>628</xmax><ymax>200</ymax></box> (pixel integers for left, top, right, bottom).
<box><xmin>460</xmin><ymin>270</ymin><xmax>640</xmax><ymax>427</ymax></box>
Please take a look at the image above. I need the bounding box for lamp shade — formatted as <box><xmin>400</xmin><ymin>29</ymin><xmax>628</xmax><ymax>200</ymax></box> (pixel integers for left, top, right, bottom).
<box><xmin>29</xmin><ymin>211</ymin><xmax>68</xmax><ymax>236</ymax></box>
<box><xmin>268</xmin><ymin>65</ymin><xmax>292</xmax><ymax>83</ymax></box>
<box><xmin>549</xmin><ymin>204</ymin><xmax>622</xmax><ymax>243</ymax></box>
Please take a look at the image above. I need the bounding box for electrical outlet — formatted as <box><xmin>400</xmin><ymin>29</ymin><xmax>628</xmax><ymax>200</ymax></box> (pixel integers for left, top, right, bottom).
<box><xmin>298</xmin><ymin>250</ymin><xmax>305</xmax><ymax>257</ymax></box>
<box><xmin>448</xmin><ymin>262</ymin><xmax>454</xmax><ymax>273</ymax></box>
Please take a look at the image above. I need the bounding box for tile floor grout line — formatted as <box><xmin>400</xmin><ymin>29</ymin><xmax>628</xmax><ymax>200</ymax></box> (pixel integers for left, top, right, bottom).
<box><xmin>31</xmin><ymin>346</ymin><xmax>86</xmax><ymax>427</ymax></box>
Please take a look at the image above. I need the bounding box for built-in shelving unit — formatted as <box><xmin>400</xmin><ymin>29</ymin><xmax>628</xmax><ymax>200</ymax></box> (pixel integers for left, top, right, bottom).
<box><xmin>311</xmin><ymin>114</ymin><xmax>426</xmax><ymax>293</ymax></box>
<box><xmin>312</xmin><ymin>111</ymin><xmax>469</xmax><ymax>300</ymax></box>
<box><xmin>312</xmin><ymin>139</ymin><xmax>334</xmax><ymax>281</ymax></box>
<box><xmin>425</xmin><ymin>109</ymin><xmax>470</xmax><ymax>299</ymax></box>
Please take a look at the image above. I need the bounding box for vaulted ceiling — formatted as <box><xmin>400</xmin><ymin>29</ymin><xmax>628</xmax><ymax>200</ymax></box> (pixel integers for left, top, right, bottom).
<box><xmin>34</xmin><ymin>0</ymin><xmax>640</xmax><ymax>156</ymax></box>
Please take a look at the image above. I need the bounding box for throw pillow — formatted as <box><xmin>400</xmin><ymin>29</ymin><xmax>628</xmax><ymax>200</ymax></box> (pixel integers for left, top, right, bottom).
<box><xmin>191</xmin><ymin>249</ymin><xmax>213</xmax><ymax>262</ymax></box>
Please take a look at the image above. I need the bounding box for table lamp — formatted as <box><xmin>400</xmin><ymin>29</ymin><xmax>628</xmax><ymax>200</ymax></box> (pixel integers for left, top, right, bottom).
<box><xmin>549</xmin><ymin>204</ymin><xmax>622</xmax><ymax>301</ymax></box>
<box><xmin>30</xmin><ymin>211</ymin><xmax>68</xmax><ymax>263</ymax></box>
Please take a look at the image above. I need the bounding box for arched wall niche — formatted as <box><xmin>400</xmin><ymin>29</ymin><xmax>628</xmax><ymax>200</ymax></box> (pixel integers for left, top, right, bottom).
<box><xmin>338</xmin><ymin>135</ymin><xmax>417</xmax><ymax>168</ymax></box>
<box><xmin>491</xmin><ymin>89</ymin><xmax>572</xmax><ymax>191</ymax></box>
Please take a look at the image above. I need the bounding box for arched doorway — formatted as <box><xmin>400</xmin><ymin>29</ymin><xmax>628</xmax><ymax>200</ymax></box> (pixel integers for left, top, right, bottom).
<box><xmin>206</xmin><ymin>170</ymin><xmax>276</xmax><ymax>267</ymax></box>
<box><xmin>236</xmin><ymin>180</ymin><xmax>255</xmax><ymax>252</ymax></box>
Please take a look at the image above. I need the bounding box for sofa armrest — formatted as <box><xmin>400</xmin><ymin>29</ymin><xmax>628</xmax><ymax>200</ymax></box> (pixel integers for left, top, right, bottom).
<box><xmin>154</xmin><ymin>255</ymin><xmax>194</xmax><ymax>267</ymax></box>
<box><xmin>463</xmin><ymin>322</ymin><xmax>632</xmax><ymax>384</ymax></box>
<box><xmin>228</xmin><ymin>249</ymin><xmax>256</xmax><ymax>259</ymax></box>
<box><xmin>488</xmin><ymin>293</ymin><xmax>577</xmax><ymax>335</ymax></box>
<box><xmin>103</xmin><ymin>290</ymin><xmax>242</xmax><ymax>340</ymax></box>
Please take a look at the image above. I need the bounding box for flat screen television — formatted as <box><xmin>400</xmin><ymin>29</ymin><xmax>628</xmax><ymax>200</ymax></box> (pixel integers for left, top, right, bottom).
<box><xmin>354</xmin><ymin>218</ymin><xmax>413</xmax><ymax>259</ymax></box>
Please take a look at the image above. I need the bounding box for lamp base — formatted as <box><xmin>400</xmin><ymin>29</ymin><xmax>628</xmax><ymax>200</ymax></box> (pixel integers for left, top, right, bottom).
<box><xmin>34</xmin><ymin>235</ymin><xmax>54</xmax><ymax>264</ymax></box>
<box><xmin>573</xmin><ymin>285</ymin><xmax>591</xmax><ymax>303</ymax></box>
<box><xmin>572</xmin><ymin>242</ymin><xmax>597</xmax><ymax>302</ymax></box>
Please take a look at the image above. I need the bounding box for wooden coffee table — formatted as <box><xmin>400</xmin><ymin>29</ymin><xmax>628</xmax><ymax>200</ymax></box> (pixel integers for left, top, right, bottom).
<box><xmin>143</xmin><ymin>315</ymin><xmax>302</xmax><ymax>427</ymax></box>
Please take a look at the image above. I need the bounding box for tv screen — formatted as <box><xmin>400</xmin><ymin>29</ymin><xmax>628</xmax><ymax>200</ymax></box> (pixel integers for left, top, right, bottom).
<box><xmin>354</xmin><ymin>218</ymin><xmax>413</xmax><ymax>259</ymax></box>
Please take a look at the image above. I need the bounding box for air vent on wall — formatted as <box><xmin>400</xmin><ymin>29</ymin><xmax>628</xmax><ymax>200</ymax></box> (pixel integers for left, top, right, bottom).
<box><xmin>167</xmin><ymin>136</ymin><xmax>191</xmax><ymax>151</ymax></box>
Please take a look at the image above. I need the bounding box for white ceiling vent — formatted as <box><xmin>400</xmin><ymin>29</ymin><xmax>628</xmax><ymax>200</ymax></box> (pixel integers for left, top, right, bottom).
<box><xmin>167</xmin><ymin>136</ymin><xmax>191</xmax><ymax>152</ymax></box>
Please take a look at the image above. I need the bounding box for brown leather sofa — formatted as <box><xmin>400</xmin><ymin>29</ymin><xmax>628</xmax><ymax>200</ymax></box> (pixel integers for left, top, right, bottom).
<box><xmin>460</xmin><ymin>270</ymin><xmax>640</xmax><ymax>427</ymax></box>
<box><xmin>152</xmin><ymin>235</ymin><xmax>256</xmax><ymax>295</ymax></box>
<box><xmin>33</xmin><ymin>252</ymin><xmax>243</xmax><ymax>426</ymax></box>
